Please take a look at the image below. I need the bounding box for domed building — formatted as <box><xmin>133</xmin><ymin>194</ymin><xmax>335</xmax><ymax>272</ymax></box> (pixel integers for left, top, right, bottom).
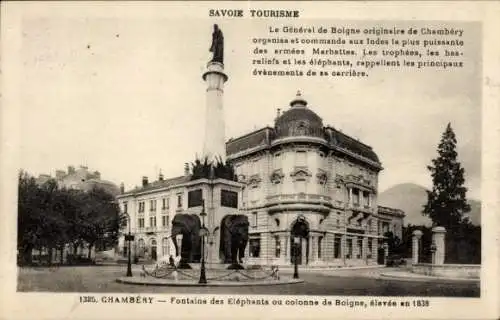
<box><xmin>226</xmin><ymin>92</ymin><xmax>404</xmax><ymax>266</ymax></box>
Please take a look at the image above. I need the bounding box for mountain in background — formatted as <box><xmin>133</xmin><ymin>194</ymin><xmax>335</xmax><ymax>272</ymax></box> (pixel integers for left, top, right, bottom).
<box><xmin>378</xmin><ymin>183</ymin><xmax>481</xmax><ymax>226</ymax></box>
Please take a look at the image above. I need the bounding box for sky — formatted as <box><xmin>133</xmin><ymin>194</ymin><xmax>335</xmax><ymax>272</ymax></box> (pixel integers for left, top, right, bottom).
<box><xmin>16</xmin><ymin>15</ymin><xmax>482</xmax><ymax>199</ymax></box>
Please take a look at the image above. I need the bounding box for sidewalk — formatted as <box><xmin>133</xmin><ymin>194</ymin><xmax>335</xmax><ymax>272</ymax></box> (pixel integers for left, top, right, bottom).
<box><xmin>380</xmin><ymin>270</ymin><xmax>480</xmax><ymax>283</ymax></box>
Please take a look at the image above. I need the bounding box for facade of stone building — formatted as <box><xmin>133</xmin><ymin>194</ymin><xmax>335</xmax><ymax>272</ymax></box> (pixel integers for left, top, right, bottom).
<box><xmin>116</xmin><ymin>93</ymin><xmax>404</xmax><ymax>266</ymax></box>
<box><xmin>225</xmin><ymin>93</ymin><xmax>405</xmax><ymax>266</ymax></box>
<box><xmin>116</xmin><ymin>172</ymin><xmax>244</xmax><ymax>263</ymax></box>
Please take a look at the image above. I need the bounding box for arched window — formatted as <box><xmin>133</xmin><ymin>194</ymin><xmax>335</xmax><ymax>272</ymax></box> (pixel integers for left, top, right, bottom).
<box><xmin>138</xmin><ymin>238</ymin><xmax>145</xmax><ymax>257</ymax></box>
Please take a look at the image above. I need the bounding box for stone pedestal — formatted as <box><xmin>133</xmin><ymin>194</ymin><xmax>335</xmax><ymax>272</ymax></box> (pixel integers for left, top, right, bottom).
<box><xmin>412</xmin><ymin>230</ymin><xmax>423</xmax><ymax>264</ymax></box>
<box><xmin>432</xmin><ymin>226</ymin><xmax>446</xmax><ymax>265</ymax></box>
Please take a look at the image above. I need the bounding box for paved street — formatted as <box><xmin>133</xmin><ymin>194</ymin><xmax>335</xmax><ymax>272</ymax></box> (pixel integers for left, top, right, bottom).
<box><xmin>17</xmin><ymin>265</ymin><xmax>479</xmax><ymax>297</ymax></box>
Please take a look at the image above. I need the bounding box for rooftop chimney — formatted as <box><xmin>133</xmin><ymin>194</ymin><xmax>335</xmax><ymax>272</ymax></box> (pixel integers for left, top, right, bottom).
<box><xmin>159</xmin><ymin>171</ymin><xmax>164</xmax><ymax>181</ymax></box>
<box><xmin>120</xmin><ymin>182</ymin><xmax>125</xmax><ymax>194</ymax></box>
<box><xmin>184</xmin><ymin>163</ymin><xmax>190</xmax><ymax>176</ymax></box>
<box><xmin>68</xmin><ymin>166</ymin><xmax>75</xmax><ymax>174</ymax></box>
<box><xmin>142</xmin><ymin>176</ymin><xmax>148</xmax><ymax>187</ymax></box>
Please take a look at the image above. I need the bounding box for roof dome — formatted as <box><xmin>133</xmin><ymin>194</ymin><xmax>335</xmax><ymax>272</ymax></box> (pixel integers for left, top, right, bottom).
<box><xmin>275</xmin><ymin>91</ymin><xmax>324</xmax><ymax>139</ymax></box>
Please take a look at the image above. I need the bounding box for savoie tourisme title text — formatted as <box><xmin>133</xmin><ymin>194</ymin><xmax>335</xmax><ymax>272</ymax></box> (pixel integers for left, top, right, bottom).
<box><xmin>209</xmin><ymin>9</ymin><xmax>300</xmax><ymax>18</ymax></box>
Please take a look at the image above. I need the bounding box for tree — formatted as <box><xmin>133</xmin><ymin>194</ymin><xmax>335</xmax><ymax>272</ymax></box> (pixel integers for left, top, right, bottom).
<box><xmin>17</xmin><ymin>171</ymin><xmax>43</xmax><ymax>265</ymax></box>
<box><xmin>78</xmin><ymin>187</ymin><xmax>124</xmax><ymax>259</ymax></box>
<box><xmin>18</xmin><ymin>170</ymin><xmax>126</xmax><ymax>266</ymax></box>
<box><xmin>190</xmin><ymin>155</ymin><xmax>236</xmax><ymax>181</ymax></box>
<box><xmin>423</xmin><ymin>123</ymin><xmax>470</xmax><ymax>230</ymax></box>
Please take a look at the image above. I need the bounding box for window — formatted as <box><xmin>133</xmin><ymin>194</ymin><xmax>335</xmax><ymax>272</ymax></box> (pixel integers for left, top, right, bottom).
<box><xmin>138</xmin><ymin>201</ymin><xmax>145</xmax><ymax>213</ymax></box>
<box><xmin>363</xmin><ymin>191</ymin><xmax>370</xmax><ymax>206</ymax></box>
<box><xmin>150</xmin><ymin>199</ymin><xmax>157</xmax><ymax>212</ymax></box>
<box><xmin>353</xmin><ymin>189</ymin><xmax>360</xmax><ymax>205</ymax></box>
<box><xmin>334</xmin><ymin>236</ymin><xmax>341</xmax><ymax>258</ymax></box>
<box><xmin>221</xmin><ymin>190</ymin><xmax>238</xmax><ymax>208</ymax></box>
<box><xmin>318</xmin><ymin>236</ymin><xmax>323</xmax><ymax>259</ymax></box>
<box><xmin>138</xmin><ymin>218</ymin><xmax>145</xmax><ymax>229</ymax></box>
<box><xmin>368</xmin><ymin>238</ymin><xmax>373</xmax><ymax>258</ymax></box>
<box><xmin>251</xmin><ymin>212</ymin><xmax>258</xmax><ymax>227</ymax></box>
<box><xmin>273</xmin><ymin>153</ymin><xmax>282</xmax><ymax>169</ymax></box>
<box><xmin>296</xmin><ymin>151</ymin><xmax>307</xmax><ymax>166</ymax></box>
<box><xmin>249</xmin><ymin>238</ymin><xmax>261</xmax><ymax>257</ymax></box>
<box><xmin>177</xmin><ymin>194</ymin><xmax>183</xmax><ymax>208</ymax></box>
<box><xmin>149</xmin><ymin>216</ymin><xmax>157</xmax><ymax>228</ymax></box>
<box><xmin>162</xmin><ymin>215</ymin><xmax>169</xmax><ymax>227</ymax></box>
<box><xmin>346</xmin><ymin>238</ymin><xmax>353</xmax><ymax>259</ymax></box>
<box><xmin>275</xmin><ymin>236</ymin><xmax>281</xmax><ymax>258</ymax></box>
<box><xmin>188</xmin><ymin>189</ymin><xmax>203</xmax><ymax>208</ymax></box>
<box><xmin>357</xmin><ymin>237</ymin><xmax>363</xmax><ymax>259</ymax></box>
<box><xmin>162</xmin><ymin>237</ymin><xmax>169</xmax><ymax>256</ymax></box>
<box><xmin>123</xmin><ymin>202</ymin><xmax>128</xmax><ymax>214</ymax></box>
<box><xmin>162</xmin><ymin>198</ymin><xmax>169</xmax><ymax>209</ymax></box>
<box><xmin>251</xmin><ymin>158</ymin><xmax>259</xmax><ymax>175</ymax></box>
<box><xmin>138</xmin><ymin>239</ymin><xmax>145</xmax><ymax>257</ymax></box>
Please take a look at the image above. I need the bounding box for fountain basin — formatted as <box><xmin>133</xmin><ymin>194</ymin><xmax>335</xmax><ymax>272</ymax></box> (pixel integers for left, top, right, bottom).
<box><xmin>115</xmin><ymin>263</ymin><xmax>303</xmax><ymax>287</ymax></box>
<box><xmin>116</xmin><ymin>277</ymin><xmax>303</xmax><ymax>287</ymax></box>
<box><xmin>412</xmin><ymin>263</ymin><xmax>480</xmax><ymax>279</ymax></box>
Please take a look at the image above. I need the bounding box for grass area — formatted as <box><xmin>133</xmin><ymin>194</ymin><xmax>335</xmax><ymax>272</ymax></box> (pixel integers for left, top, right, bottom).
<box><xmin>17</xmin><ymin>265</ymin><xmax>480</xmax><ymax>297</ymax></box>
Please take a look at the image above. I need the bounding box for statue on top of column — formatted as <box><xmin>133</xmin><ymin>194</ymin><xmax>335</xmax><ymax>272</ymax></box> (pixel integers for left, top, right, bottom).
<box><xmin>209</xmin><ymin>24</ymin><xmax>224</xmax><ymax>64</ymax></box>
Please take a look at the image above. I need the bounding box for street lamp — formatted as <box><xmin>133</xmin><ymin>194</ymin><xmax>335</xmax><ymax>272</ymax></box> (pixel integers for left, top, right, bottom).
<box><xmin>293</xmin><ymin>236</ymin><xmax>300</xmax><ymax>279</ymax></box>
<box><xmin>124</xmin><ymin>213</ymin><xmax>134</xmax><ymax>277</ymax></box>
<box><xmin>199</xmin><ymin>199</ymin><xmax>208</xmax><ymax>284</ymax></box>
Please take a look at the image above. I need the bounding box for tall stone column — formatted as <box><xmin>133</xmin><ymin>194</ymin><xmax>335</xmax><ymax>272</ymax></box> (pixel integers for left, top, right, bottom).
<box><xmin>202</xmin><ymin>61</ymin><xmax>228</xmax><ymax>163</ymax></box>
<box><xmin>432</xmin><ymin>226</ymin><xmax>446</xmax><ymax>265</ymax></box>
<box><xmin>412</xmin><ymin>230</ymin><xmax>423</xmax><ymax>264</ymax></box>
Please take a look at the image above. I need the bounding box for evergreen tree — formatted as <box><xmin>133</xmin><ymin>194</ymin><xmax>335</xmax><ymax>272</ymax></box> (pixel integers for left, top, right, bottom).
<box><xmin>423</xmin><ymin>123</ymin><xmax>470</xmax><ymax>230</ymax></box>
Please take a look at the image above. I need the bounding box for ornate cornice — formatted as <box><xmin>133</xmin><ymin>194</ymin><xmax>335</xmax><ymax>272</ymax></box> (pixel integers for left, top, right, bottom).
<box><xmin>270</xmin><ymin>169</ymin><xmax>285</xmax><ymax>184</ymax></box>
<box><xmin>247</xmin><ymin>174</ymin><xmax>262</xmax><ymax>187</ymax></box>
<box><xmin>237</xmin><ymin>174</ymin><xmax>247</xmax><ymax>184</ymax></box>
<box><xmin>290</xmin><ymin>166</ymin><xmax>312</xmax><ymax>181</ymax></box>
<box><xmin>316</xmin><ymin>169</ymin><xmax>328</xmax><ymax>185</ymax></box>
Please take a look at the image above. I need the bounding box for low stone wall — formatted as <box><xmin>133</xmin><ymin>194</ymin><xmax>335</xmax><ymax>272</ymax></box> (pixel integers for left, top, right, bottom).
<box><xmin>412</xmin><ymin>263</ymin><xmax>480</xmax><ymax>279</ymax></box>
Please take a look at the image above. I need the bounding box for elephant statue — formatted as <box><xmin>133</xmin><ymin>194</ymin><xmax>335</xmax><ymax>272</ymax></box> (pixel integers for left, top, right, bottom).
<box><xmin>220</xmin><ymin>214</ymin><xmax>249</xmax><ymax>269</ymax></box>
<box><xmin>171</xmin><ymin>214</ymin><xmax>202</xmax><ymax>269</ymax></box>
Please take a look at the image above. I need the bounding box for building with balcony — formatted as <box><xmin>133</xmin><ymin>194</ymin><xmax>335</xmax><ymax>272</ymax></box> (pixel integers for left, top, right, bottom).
<box><xmin>225</xmin><ymin>92</ymin><xmax>405</xmax><ymax>266</ymax></box>
<box><xmin>116</xmin><ymin>92</ymin><xmax>405</xmax><ymax>267</ymax></box>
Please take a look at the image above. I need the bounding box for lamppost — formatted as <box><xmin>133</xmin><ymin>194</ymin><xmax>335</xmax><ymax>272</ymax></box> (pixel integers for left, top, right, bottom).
<box><xmin>199</xmin><ymin>199</ymin><xmax>208</xmax><ymax>284</ymax></box>
<box><xmin>293</xmin><ymin>236</ymin><xmax>300</xmax><ymax>279</ymax></box>
<box><xmin>124</xmin><ymin>213</ymin><xmax>134</xmax><ymax>277</ymax></box>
